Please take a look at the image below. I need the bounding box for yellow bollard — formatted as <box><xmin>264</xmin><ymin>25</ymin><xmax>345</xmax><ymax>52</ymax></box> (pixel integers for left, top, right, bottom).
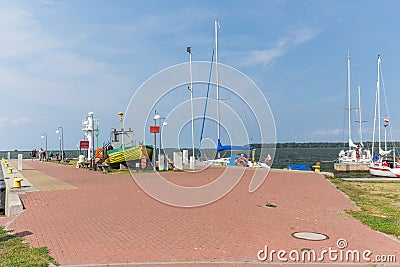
<box><xmin>13</xmin><ymin>177</ymin><xmax>23</xmax><ymax>188</ymax></box>
<box><xmin>7</xmin><ymin>167</ymin><xmax>13</xmax><ymax>174</ymax></box>
<box><xmin>313</xmin><ymin>162</ymin><xmax>321</xmax><ymax>172</ymax></box>
<box><xmin>4</xmin><ymin>162</ymin><xmax>8</xmax><ymax>168</ymax></box>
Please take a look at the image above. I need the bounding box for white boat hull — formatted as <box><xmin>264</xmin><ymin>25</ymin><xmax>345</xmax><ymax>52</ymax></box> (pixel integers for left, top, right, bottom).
<box><xmin>369</xmin><ymin>163</ymin><xmax>400</xmax><ymax>178</ymax></box>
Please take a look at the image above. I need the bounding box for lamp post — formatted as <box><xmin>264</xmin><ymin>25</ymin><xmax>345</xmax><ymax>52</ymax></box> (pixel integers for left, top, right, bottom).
<box><xmin>41</xmin><ymin>133</ymin><xmax>47</xmax><ymax>161</ymax></box>
<box><xmin>158</xmin><ymin>119</ymin><xmax>168</xmax><ymax>171</ymax></box>
<box><xmin>160</xmin><ymin>120</ymin><xmax>168</xmax><ymax>154</ymax></box>
<box><xmin>187</xmin><ymin>46</ymin><xmax>195</xmax><ymax>168</ymax></box>
<box><xmin>153</xmin><ymin>112</ymin><xmax>160</xmax><ymax>171</ymax></box>
<box><xmin>56</xmin><ymin>127</ymin><xmax>64</xmax><ymax>162</ymax></box>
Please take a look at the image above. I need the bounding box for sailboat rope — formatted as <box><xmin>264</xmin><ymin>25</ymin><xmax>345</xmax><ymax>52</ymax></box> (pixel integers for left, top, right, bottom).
<box><xmin>198</xmin><ymin>48</ymin><xmax>215</xmax><ymax>158</ymax></box>
<box><xmin>379</xmin><ymin>62</ymin><xmax>395</xmax><ymax>149</ymax></box>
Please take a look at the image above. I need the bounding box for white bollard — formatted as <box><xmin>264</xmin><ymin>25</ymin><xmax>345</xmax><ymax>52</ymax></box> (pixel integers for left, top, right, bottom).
<box><xmin>17</xmin><ymin>154</ymin><xmax>23</xmax><ymax>170</ymax></box>
<box><xmin>173</xmin><ymin>152</ymin><xmax>183</xmax><ymax>170</ymax></box>
<box><xmin>158</xmin><ymin>154</ymin><xmax>166</xmax><ymax>171</ymax></box>
<box><xmin>182</xmin><ymin>150</ymin><xmax>189</xmax><ymax>164</ymax></box>
<box><xmin>190</xmin><ymin>156</ymin><xmax>195</xmax><ymax>170</ymax></box>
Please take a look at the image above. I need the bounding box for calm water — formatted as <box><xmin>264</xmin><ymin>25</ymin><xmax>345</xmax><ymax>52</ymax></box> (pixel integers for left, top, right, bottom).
<box><xmin>0</xmin><ymin>148</ymin><xmax>371</xmax><ymax>177</ymax></box>
<box><xmin>272</xmin><ymin>148</ymin><xmax>374</xmax><ymax>178</ymax></box>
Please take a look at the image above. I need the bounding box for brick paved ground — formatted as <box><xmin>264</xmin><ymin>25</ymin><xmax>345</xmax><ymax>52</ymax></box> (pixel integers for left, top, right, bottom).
<box><xmin>2</xmin><ymin>160</ymin><xmax>400</xmax><ymax>266</ymax></box>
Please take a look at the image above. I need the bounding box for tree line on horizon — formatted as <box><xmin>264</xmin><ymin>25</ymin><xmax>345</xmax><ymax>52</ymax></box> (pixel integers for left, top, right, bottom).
<box><xmin>250</xmin><ymin>141</ymin><xmax>400</xmax><ymax>149</ymax></box>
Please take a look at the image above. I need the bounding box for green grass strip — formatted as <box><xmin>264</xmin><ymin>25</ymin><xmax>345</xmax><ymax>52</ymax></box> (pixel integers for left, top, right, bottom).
<box><xmin>329</xmin><ymin>178</ymin><xmax>400</xmax><ymax>239</ymax></box>
<box><xmin>0</xmin><ymin>227</ymin><xmax>57</xmax><ymax>267</ymax></box>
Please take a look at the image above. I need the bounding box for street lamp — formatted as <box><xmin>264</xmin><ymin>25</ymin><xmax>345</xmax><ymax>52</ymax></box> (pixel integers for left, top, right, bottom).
<box><xmin>187</xmin><ymin>47</ymin><xmax>195</xmax><ymax>156</ymax></box>
<box><xmin>41</xmin><ymin>133</ymin><xmax>48</xmax><ymax>161</ymax></box>
<box><xmin>160</xmin><ymin>120</ymin><xmax>168</xmax><ymax>154</ymax></box>
<box><xmin>187</xmin><ymin>46</ymin><xmax>195</xmax><ymax>170</ymax></box>
<box><xmin>56</xmin><ymin>127</ymin><xmax>64</xmax><ymax>162</ymax></box>
<box><xmin>153</xmin><ymin>112</ymin><xmax>160</xmax><ymax>171</ymax></box>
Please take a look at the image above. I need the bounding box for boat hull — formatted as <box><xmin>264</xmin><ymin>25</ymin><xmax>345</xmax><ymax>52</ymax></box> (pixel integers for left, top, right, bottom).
<box><xmin>369</xmin><ymin>164</ymin><xmax>400</xmax><ymax>178</ymax></box>
<box><xmin>108</xmin><ymin>146</ymin><xmax>153</xmax><ymax>164</ymax></box>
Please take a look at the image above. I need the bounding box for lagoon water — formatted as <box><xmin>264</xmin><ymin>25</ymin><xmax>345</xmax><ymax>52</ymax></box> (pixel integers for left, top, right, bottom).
<box><xmin>0</xmin><ymin>147</ymin><xmax>371</xmax><ymax>178</ymax></box>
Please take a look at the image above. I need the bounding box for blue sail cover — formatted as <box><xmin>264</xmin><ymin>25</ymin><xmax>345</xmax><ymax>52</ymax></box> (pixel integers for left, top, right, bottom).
<box><xmin>217</xmin><ymin>139</ymin><xmax>253</xmax><ymax>152</ymax></box>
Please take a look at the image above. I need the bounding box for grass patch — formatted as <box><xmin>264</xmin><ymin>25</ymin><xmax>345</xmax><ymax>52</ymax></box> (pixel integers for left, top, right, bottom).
<box><xmin>329</xmin><ymin>178</ymin><xmax>400</xmax><ymax>239</ymax></box>
<box><xmin>0</xmin><ymin>227</ymin><xmax>57</xmax><ymax>266</ymax></box>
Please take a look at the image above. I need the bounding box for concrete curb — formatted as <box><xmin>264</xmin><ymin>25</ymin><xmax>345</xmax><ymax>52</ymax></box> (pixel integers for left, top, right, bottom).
<box><xmin>1</xmin><ymin>160</ymin><xmax>35</xmax><ymax>217</ymax></box>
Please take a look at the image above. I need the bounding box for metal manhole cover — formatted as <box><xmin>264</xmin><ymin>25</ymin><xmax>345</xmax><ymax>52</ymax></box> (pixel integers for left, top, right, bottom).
<box><xmin>292</xmin><ymin>232</ymin><xmax>329</xmax><ymax>241</ymax></box>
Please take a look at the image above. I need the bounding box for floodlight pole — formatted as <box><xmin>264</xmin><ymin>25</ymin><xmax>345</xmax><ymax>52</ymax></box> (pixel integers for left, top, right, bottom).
<box><xmin>41</xmin><ymin>133</ymin><xmax>48</xmax><ymax>161</ymax></box>
<box><xmin>57</xmin><ymin>127</ymin><xmax>64</xmax><ymax>162</ymax></box>
<box><xmin>187</xmin><ymin>46</ymin><xmax>195</xmax><ymax>160</ymax></box>
<box><xmin>187</xmin><ymin>46</ymin><xmax>195</xmax><ymax>170</ymax></box>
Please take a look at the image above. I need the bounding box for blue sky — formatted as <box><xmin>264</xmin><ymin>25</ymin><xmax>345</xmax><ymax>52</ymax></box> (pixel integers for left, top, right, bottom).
<box><xmin>1</xmin><ymin>0</ymin><xmax>400</xmax><ymax>151</ymax></box>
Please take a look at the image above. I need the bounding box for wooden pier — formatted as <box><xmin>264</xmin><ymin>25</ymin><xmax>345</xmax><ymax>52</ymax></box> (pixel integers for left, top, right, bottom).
<box><xmin>334</xmin><ymin>162</ymin><xmax>369</xmax><ymax>172</ymax></box>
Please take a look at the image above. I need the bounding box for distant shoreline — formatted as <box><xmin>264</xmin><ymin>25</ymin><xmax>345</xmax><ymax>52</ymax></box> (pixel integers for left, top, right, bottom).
<box><xmin>3</xmin><ymin>141</ymin><xmax>399</xmax><ymax>152</ymax></box>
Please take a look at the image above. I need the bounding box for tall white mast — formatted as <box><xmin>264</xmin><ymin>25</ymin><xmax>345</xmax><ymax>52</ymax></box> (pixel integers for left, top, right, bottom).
<box><xmin>372</xmin><ymin>74</ymin><xmax>378</xmax><ymax>157</ymax></box>
<box><xmin>377</xmin><ymin>55</ymin><xmax>381</xmax><ymax>153</ymax></box>
<box><xmin>347</xmin><ymin>52</ymin><xmax>353</xmax><ymax>149</ymax></box>
<box><xmin>215</xmin><ymin>20</ymin><xmax>220</xmax><ymax>142</ymax></box>
<box><xmin>357</xmin><ymin>83</ymin><xmax>363</xmax><ymax>146</ymax></box>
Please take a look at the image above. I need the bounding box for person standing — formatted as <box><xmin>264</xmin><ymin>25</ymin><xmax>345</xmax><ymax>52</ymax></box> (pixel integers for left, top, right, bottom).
<box><xmin>30</xmin><ymin>148</ymin><xmax>37</xmax><ymax>160</ymax></box>
<box><xmin>39</xmin><ymin>148</ymin><xmax>44</xmax><ymax>161</ymax></box>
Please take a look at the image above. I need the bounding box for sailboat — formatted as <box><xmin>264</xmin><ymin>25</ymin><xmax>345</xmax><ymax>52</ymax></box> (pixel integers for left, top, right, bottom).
<box><xmin>203</xmin><ymin>20</ymin><xmax>267</xmax><ymax>168</ymax></box>
<box><xmin>369</xmin><ymin>55</ymin><xmax>400</xmax><ymax>178</ymax></box>
<box><xmin>334</xmin><ymin>53</ymin><xmax>371</xmax><ymax>172</ymax></box>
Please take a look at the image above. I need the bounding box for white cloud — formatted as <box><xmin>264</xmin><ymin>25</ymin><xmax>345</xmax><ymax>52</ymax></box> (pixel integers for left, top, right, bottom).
<box><xmin>312</xmin><ymin>128</ymin><xmax>341</xmax><ymax>136</ymax></box>
<box><xmin>245</xmin><ymin>26</ymin><xmax>318</xmax><ymax>67</ymax></box>
<box><xmin>0</xmin><ymin>116</ymin><xmax>31</xmax><ymax>127</ymax></box>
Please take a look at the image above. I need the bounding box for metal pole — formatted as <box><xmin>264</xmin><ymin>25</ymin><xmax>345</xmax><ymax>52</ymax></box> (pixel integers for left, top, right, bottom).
<box><xmin>215</xmin><ymin>20</ymin><xmax>220</xmax><ymax>140</ymax></box>
<box><xmin>159</xmin><ymin>121</ymin><xmax>162</xmax><ymax>156</ymax></box>
<box><xmin>61</xmin><ymin>128</ymin><xmax>64</xmax><ymax>162</ymax></box>
<box><xmin>92</xmin><ymin>123</ymin><xmax>95</xmax><ymax>169</ymax></box>
<box><xmin>153</xmin><ymin>111</ymin><xmax>158</xmax><ymax>171</ymax></box>
<box><xmin>215</xmin><ymin>20</ymin><xmax>221</xmax><ymax>159</ymax></box>
<box><xmin>357</xmin><ymin>83</ymin><xmax>362</xmax><ymax>145</ymax></box>
<box><xmin>347</xmin><ymin>52</ymin><xmax>351</xmax><ymax>149</ymax></box>
<box><xmin>41</xmin><ymin>133</ymin><xmax>47</xmax><ymax>161</ymax></box>
<box><xmin>57</xmin><ymin>127</ymin><xmax>64</xmax><ymax>162</ymax></box>
<box><xmin>377</xmin><ymin>55</ymin><xmax>381</xmax><ymax>153</ymax></box>
<box><xmin>59</xmin><ymin>135</ymin><xmax>61</xmax><ymax>161</ymax></box>
<box><xmin>45</xmin><ymin>134</ymin><xmax>47</xmax><ymax>161</ymax></box>
<box><xmin>187</xmin><ymin>46</ymin><xmax>195</xmax><ymax>160</ymax></box>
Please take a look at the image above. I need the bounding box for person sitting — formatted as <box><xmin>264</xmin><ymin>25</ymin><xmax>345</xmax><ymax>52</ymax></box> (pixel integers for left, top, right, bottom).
<box><xmin>76</xmin><ymin>153</ymin><xmax>85</xmax><ymax>168</ymax></box>
<box><xmin>235</xmin><ymin>154</ymin><xmax>248</xmax><ymax>167</ymax></box>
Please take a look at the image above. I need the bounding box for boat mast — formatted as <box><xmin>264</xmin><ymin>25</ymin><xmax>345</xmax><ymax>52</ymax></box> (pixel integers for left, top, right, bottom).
<box><xmin>377</xmin><ymin>55</ymin><xmax>381</xmax><ymax>153</ymax></box>
<box><xmin>372</xmin><ymin>72</ymin><xmax>378</xmax><ymax>157</ymax></box>
<box><xmin>357</xmin><ymin>83</ymin><xmax>363</xmax><ymax>146</ymax></box>
<box><xmin>347</xmin><ymin>52</ymin><xmax>353</xmax><ymax>149</ymax></box>
<box><xmin>215</xmin><ymin>20</ymin><xmax>221</xmax><ymax>144</ymax></box>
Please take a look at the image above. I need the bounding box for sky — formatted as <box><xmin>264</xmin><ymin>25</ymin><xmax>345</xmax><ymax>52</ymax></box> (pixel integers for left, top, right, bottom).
<box><xmin>1</xmin><ymin>0</ymin><xmax>400</xmax><ymax>151</ymax></box>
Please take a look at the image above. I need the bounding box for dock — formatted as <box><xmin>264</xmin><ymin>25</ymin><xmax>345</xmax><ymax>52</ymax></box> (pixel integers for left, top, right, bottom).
<box><xmin>334</xmin><ymin>162</ymin><xmax>369</xmax><ymax>172</ymax></box>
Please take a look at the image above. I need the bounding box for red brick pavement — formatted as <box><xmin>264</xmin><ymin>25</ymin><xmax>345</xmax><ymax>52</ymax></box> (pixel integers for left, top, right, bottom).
<box><xmin>3</xmin><ymin>160</ymin><xmax>400</xmax><ymax>266</ymax></box>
